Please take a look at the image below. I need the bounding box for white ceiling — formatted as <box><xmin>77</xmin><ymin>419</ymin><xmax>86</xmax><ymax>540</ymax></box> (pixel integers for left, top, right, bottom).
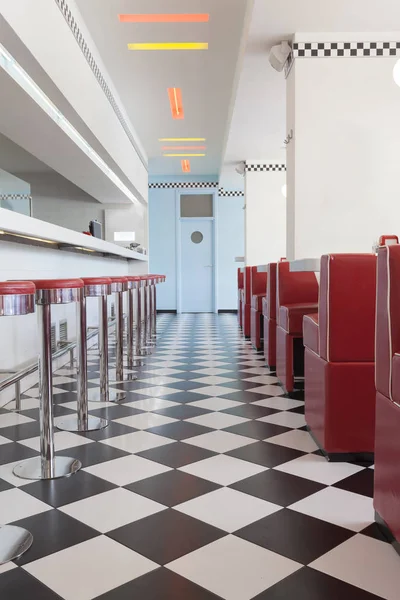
<box><xmin>221</xmin><ymin>0</ymin><xmax>400</xmax><ymax>189</ymax></box>
<box><xmin>75</xmin><ymin>0</ymin><xmax>250</xmax><ymax>177</ymax></box>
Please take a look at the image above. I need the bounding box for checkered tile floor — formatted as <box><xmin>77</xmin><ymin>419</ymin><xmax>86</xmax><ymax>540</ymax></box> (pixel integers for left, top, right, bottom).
<box><xmin>0</xmin><ymin>314</ymin><xmax>398</xmax><ymax>599</ymax></box>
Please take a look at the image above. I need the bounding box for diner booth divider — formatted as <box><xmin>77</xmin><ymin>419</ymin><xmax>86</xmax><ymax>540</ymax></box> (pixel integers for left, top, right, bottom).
<box><xmin>250</xmin><ymin>269</ymin><xmax>267</xmax><ymax>350</ymax></box>
<box><xmin>237</xmin><ymin>268</ymin><xmax>244</xmax><ymax>329</ymax></box>
<box><xmin>263</xmin><ymin>263</ymin><xmax>277</xmax><ymax>369</ymax></box>
<box><xmin>241</xmin><ymin>266</ymin><xmax>252</xmax><ymax>338</ymax></box>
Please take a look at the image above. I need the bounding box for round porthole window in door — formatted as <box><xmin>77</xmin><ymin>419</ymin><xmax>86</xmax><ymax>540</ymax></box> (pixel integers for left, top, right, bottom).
<box><xmin>191</xmin><ymin>231</ymin><xmax>203</xmax><ymax>244</ymax></box>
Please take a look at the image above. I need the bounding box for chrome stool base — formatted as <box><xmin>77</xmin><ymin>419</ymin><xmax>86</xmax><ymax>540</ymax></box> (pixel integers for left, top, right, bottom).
<box><xmin>0</xmin><ymin>526</ymin><xmax>33</xmax><ymax>565</ymax></box>
<box><xmin>54</xmin><ymin>415</ymin><xmax>108</xmax><ymax>432</ymax></box>
<box><xmin>13</xmin><ymin>456</ymin><xmax>81</xmax><ymax>481</ymax></box>
<box><xmin>87</xmin><ymin>388</ymin><xmax>126</xmax><ymax>403</ymax></box>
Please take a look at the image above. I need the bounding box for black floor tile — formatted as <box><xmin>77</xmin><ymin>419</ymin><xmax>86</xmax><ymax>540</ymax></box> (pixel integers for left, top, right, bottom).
<box><xmin>88</xmin><ymin>405</ymin><xmax>143</xmax><ymax>420</ymax></box>
<box><xmin>165</xmin><ymin>381</ymin><xmax>208</xmax><ymax>391</ymax></box>
<box><xmin>95</xmin><ymin>568</ymin><xmax>222</xmax><ymax>600</ymax></box>
<box><xmin>360</xmin><ymin>523</ymin><xmax>391</xmax><ymax>543</ymax></box>
<box><xmin>0</xmin><ymin>421</ymin><xmax>41</xmax><ymax>442</ymax></box>
<box><xmin>218</xmin><ymin>391</ymin><xmax>268</xmax><ymax>403</ymax></box>
<box><xmin>13</xmin><ymin>509</ymin><xmax>99</xmax><ymax>565</ymax></box>
<box><xmin>75</xmin><ymin>421</ymin><xmax>138</xmax><ymax>442</ymax></box>
<box><xmin>227</xmin><ymin>441</ymin><xmax>305</xmax><ymax>468</ymax></box>
<box><xmin>224</xmin><ymin>421</ymin><xmax>291</xmax><ymax>440</ymax></box>
<box><xmin>0</xmin><ymin>442</ymin><xmax>38</xmax><ymax>466</ymax></box>
<box><xmin>218</xmin><ymin>381</ymin><xmax>264</xmax><ymax>391</ymax></box>
<box><xmin>126</xmin><ymin>470</ymin><xmax>220</xmax><ymax>506</ymax></box>
<box><xmin>137</xmin><ymin>442</ymin><xmax>217</xmax><ymax>468</ymax></box>
<box><xmin>236</xmin><ymin>508</ymin><xmax>354</xmax><ymax>564</ymax></box>
<box><xmin>222</xmin><ymin>404</ymin><xmax>279</xmax><ymax>419</ymax></box>
<box><xmin>287</xmin><ymin>405</ymin><xmax>305</xmax><ymax>414</ymax></box>
<box><xmin>108</xmin><ymin>508</ymin><xmax>226</xmax><ymax>564</ymax></box>
<box><xmin>333</xmin><ymin>468</ymin><xmax>374</xmax><ymax>498</ymax></box>
<box><xmin>22</xmin><ymin>470</ymin><xmax>117</xmax><ymax>508</ymax></box>
<box><xmin>148</xmin><ymin>421</ymin><xmax>213</xmax><ymax>441</ymax></box>
<box><xmin>53</xmin><ymin>391</ymin><xmax>80</xmax><ymax>404</ymax></box>
<box><xmin>58</xmin><ymin>443</ymin><xmax>129</xmax><ymax>468</ymax></box>
<box><xmin>0</xmin><ymin>478</ymin><xmax>13</xmax><ymax>492</ymax></box>
<box><xmin>230</xmin><ymin>468</ymin><xmax>324</xmax><ymax>505</ymax></box>
<box><xmin>155</xmin><ymin>404</ymin><xmax>210</xmax><ymax>420</ymax></box>
<box><xmin>161</xmin><ymin>391</ymin><xmax>205</xmax><ymax>404</ymax></box>
<box><xmin>252</xmin><ymin>566</ymin><xmax>383</xmax><ymax>599</ymax></box>
<box><xmin>0</xmin><ymin>568</ymin><xmax>62</xmax><ymax>599</ymax></box>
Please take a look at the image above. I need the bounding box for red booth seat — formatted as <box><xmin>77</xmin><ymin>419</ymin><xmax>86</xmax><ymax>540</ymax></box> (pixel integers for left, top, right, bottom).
<box><xmin>238</xmin><ymin>268</ymin><xmax>244</xmax><ymax>329</ymax></box>
<box><xmin>250</xmin><ymin>268</ymin><xmax>267</xmax><ymax>350</ymax></box>
<box><xmin>304</xmin><ymin>253</ymin><xmax>376</xmax><ymax>460</ymax></box>
<box><xmin>263</xmin><ymin>263</ymin><xmax>277</xmax><ymax>369</ymax></box>
<box><xmin>374</xmin><ymin>243</ymin><xmax>400</xmax><ymax>551</ymax></box>
<box><xmin>276</xmin><ymin>261</ymin><xmax>319</xmax><ymax>394</ymax></box>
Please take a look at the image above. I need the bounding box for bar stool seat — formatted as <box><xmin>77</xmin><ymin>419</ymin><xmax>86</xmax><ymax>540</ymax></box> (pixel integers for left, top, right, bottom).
<box><xmin>14</xmin><ymin>278</ymin><xmax>83</xmax><ymax>481</ymax></box>
<box><xmin>0</xmin><ymin>282</ymin><xmax>35</xmax><ymax>564</ymax></box>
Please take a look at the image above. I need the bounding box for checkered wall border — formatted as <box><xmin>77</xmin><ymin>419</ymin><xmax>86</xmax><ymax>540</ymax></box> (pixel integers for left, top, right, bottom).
<box><xmin>0</xmin><ymin>194</ymin><xmax>32</xmax><ymax>201</ymax></box>
<box><xmin>218</xmin><ymin>188</ymin><xmax>244</xmax><ymax>197</ymax></box>
<box><xmin>149</xmin><ymin>182</ymin><xmax>218</xmax><ymax>189</ymax></box>
<box><xmin>293</xmin><ymin>41</ymin><xmax>400</xmax><ymax>58</ymax></box>
<box><xmin>54</xmin><ymin>0</ymin><xmax>146</xmax><ymax>168</ymax></box>
<box><xmin>245</xmin><ymin>164</ymin><xmax>286</xmax><ymax>172</ymax></box>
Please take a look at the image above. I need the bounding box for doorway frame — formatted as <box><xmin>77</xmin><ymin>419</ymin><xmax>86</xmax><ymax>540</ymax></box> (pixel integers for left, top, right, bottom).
<box><xmin>175</xmin><ymin>189</ymin><xmax>218</xmax><ymax>314</ymax></box>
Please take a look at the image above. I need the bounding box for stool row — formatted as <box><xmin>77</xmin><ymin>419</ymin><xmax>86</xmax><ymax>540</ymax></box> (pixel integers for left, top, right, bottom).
<box><xmin>0</xmin><ymin>273</ymin><xmax>165</xmax><ymax>565</ymax></box>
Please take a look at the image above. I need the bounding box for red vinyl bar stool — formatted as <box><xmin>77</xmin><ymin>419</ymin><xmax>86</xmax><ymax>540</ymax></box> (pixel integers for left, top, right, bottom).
<box><xmin>0</xmin><ymin>282</ymin><xmax>34</xmax><ymax>564</ymax></box>
<box><xmin>14</xmin><ymin>279</ymin><xmax>83</xmax><ymax>480</ymax></box>
<box><xmin>56</xmin><ymin>278</ymin><xmax>110</xmax><ymax>431</ymax></box>
<box><xmin>109</xmin><ymin>277</ymin><xmax>129</xmax><ymax>385</ymax></box>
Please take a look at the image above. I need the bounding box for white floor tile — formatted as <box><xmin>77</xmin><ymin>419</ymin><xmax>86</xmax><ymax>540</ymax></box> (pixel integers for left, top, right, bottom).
<box><xmin>142</xmin><ymin>368</ymin><xmax>182</xmax><ymax>375</ymax></box>
<box><xmin>84</xmin><ymin>454</ymin><xmax>172</xmax><ymax>486</ymax></box>
<box><xmin>289</xmin><ymin>486</ymin><xmax>374</xmax><ymax>532</ymax></box>
<box><xmin>0</xmin><ymin>561</ymin><xmax>17</xmax><ymax>575</ymax></box>
<box><xmin>18</xmin><ymin>431</ymin><xmax>93</xmax><ymax>452</ymax></box>
<box><xmin>113</xmin><ymin>413</ymin><xmax>177</xmax><ymax>430</ymax></box>
<box><xmin>192</xmin><ymin>376</ymin><xmax>235</xmax><ymax>385</ymax></box>
<box><xmin>60</xmin><ymin>487</ymin><xmax>166</xmax><ymax>533</ymax></box>
<box><xmin>0</xmin><ymin>435</ymin><xmax>11</xmax><ymax>445</ymax></box>
<box><xmin>243</xmin><ymin>376</ymin><xmax>279</xmax><ymax>384</ymax></box>
<box><xmin>100</xmin><ymin>431</ymin><xmax>175</xmax><ymax>453</ymax></box>
<box><xmin>180</xmin><ymin>454</ymin><xmax>267</xmax><ymax>486</ymax></box>
<box><xmin>247</xmin><ymin>385</ymin><xmax>285</xmax><ymax>397</ymax></box>
<box><xmin>310</xmin><ymin>534</ymin><xmax>400</xmax><ymax>600</ymax></box>
<box><xmin>133</xmin><ymin>386</ymin><xmax>183</xmax><ymax>397</ymax></box>
<box><xmin>0</xmin><ymin>413</ymin><xmax>34</xmax><ymax>429</ymax></box>
<box><xmin>267</xmin><ymin>429</ymin><xmax>319</xmax><ymax>453</ymax></box>
<box><xmin>124</xmin><ymin>398</ymin><xmax>179</xmax><ymax>411</ymax></box>
<box><xmin>192</xmin><ymin>385</ymin><xmax>239</xmax><ymax>397</ymax></box>
<box><xmin>258</xmin><ymin>412</ymin><xmax>306</xmax><ymax>429</ymax></box>
<box><xmin>167</xmin><ymin>535</ymin><xmax>301</xmax><ymax>600</ymax></box>
<box><xmin>188</xmin><ymin>397</ymin><xmax>243</xmax><ymax>411</ymax></box>
<box><xmin>185</xmin><ymin>430</ymin><xmax>256</xmax><ymax>453</ymax></box>
<box><xmin>192</xmin><ymin>368</ymin><xmax>233</xmax><ymax>376</ymax></box>
<box><xmin>24</xmin><ymin>535</ymin><xmax>158</xmax><ymax>600</ymax></box>
<box><xmin>6</xmin><ymin>398</ymin><xmax>40</xmax><ymax>411</ymax></box>
<box><xmin>0</xmin><ymin>488</ymin><xmax>51</xmax><ymax>523</ymax></box>
<box><xmin>187</xmin><ymin>412</ymin><xmax>249</xmax><ymax>430</ymax></box>
<box><xmin>275</xmin><ymin>454</ymin><xmax>365</xmax><ymax>485</ymax></box>
<box><xmin>252</xmin><ymin>397</ymin><xmax>304</xmax><ymax>411</ymax></box>
<box><xmin>137</xmin><ymin>376</ymin><xmax>182</xmax><ymax>386</ymax></box>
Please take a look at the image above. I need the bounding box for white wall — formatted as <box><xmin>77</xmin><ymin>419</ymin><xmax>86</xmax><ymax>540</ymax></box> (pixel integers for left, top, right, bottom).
<box><xmin>287</xmin><ymin>56</ymin><xmax>400</xmax><ymax>259</ymax></box>
<box><xmin>245</xmin><ymin>169</ymin><xmax>287</xmax><ymax>265</ymax></box>
<box><xmin>217</xmin><ymin>195</ymin><xmax>244</xmax><ymax>309</ymax></box>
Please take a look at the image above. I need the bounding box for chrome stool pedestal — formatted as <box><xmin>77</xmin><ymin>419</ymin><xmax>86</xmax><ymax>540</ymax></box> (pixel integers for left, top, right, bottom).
<box><xmin>137</xmin><ymin>277</ymin><xmax>153</xmax><ymax>356</ymax></box>
<box><xmin>107</xmin><ymin>277</ymin><xmax>129</xmax><ymax>391</ymax></box>
<box><xmin>14</xmin><ymin>279</ymin><xmax>83</xmax><ymax>481</ymax></box>
<box><xmin>56</xmin><ymin>278</ymin><xmax>110</xmax><ymax>431</ymax></box>
<box><xmin>0</xmin><ymin>282</ymin><xmax>35</xmax><ymax>563</ymax></box>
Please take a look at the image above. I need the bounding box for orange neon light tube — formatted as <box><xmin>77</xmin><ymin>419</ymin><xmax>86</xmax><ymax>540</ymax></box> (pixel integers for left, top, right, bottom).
<box><xmin>162</xmin><ymin>146</ymin><xmax>206</xmax><ymax>151</ymax></box>
<box><xmin>119</xmin><ymin>14</ymin><xmax>209</xmax><ymax>23</ymax></box>
<box><xmin>181</xmin><ymin>160</ymin><xmax>191</xmax><ymax>173</ymax></box>
<box><xmin>167</xmin><ymin>88</ymin><xmax>184</xmax><ymax>120</ymax></box>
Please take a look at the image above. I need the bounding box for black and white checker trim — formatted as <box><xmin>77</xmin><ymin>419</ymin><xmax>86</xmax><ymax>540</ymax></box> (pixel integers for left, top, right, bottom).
<box><xmin>245</xmin><ymin>164</ymin><xmax>286</xmax><ymax>172</ymax></box>
<box><xmin>218</xmin><ymin>188</ymin><xmax>244</xmax><ymax>197</ymax></box>
<box><xmin>149</xmin><ymin>182</ymin><xmax>218</xmax><ymax>189</ymax></box>
<box><xmin>293</xmin><ymin>41</ymin><xmax>400</xmax><ymax>58</ymax></box>
<box><xmin>54</xmin><ymin>0</ymin><xmax>146</xmax><ymax>168</ymax></box>
<box><xmin>0</xmin><ymin>194</ymin><xmax>32</xmax><ymax>201</ymax></box>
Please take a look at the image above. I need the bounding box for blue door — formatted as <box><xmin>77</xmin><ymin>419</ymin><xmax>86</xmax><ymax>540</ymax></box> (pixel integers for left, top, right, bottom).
<box><xmin>180</xmin><ymin>219</ymin><xmax>214</xmax><ymax>312</ymax></box>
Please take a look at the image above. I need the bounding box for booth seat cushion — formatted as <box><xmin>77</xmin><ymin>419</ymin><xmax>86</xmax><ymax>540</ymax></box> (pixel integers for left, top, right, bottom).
<box><xmin>252</xmin><ymin>294</ymin><xmax>265</xmax><ymax>312</ymax></box>
<box><xmin>279</xmin><ymin>303</ymin><xmax>319</xmax><ymax>335</ymax></box>
<box><xmin>303</xmin><ymin>313</ymin><xmax>319</xmax><ymax>354</ymax></box>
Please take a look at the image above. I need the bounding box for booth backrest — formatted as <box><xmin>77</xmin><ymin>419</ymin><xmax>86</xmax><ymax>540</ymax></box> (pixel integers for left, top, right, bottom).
<box><xmin>276</xmin><ymin>261</ymin><xmax>319</xmax><ymax>311</ymax></box>
<box><xmin>251</xmin><ymin>268</ymin><xmax>267</xmax><ymax>297</ymax></box>
<box><xmin>319</xmin><ymin>254</ymin><xmax>376</xmax><ymax>363</ymax></box>
<box><xmin>267</xmin><ymin>263</ymin><xmax>277</xmax><ymax>320</ymax></box>
<box><xmin>243</xmin><ymin>267</ymin><xmax>252</xmax><ymax>304</ymax></box>
<box><xmin>376</xmin><ymin>245</ymin><xmax>400</xmax><ymax>399</ymax></box>
<box><xmin>238</xmin><ymin>268</ymin><xmax>244</xmax><ymax>291</ymax></box>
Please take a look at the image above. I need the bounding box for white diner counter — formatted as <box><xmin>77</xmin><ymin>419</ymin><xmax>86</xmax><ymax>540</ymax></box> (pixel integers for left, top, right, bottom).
<box><xmin>0</xmin><ymin>209</ymin><xmax>148</xmax><ymax>400</ymax></box>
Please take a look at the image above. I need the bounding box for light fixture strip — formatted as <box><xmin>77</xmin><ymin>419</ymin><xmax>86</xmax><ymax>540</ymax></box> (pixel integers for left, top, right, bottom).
<box><xmin>0</xmin><ymin>44</ymin><xmax>138</xmax><ymax>205</ymax></box>
<box><xmin>162</xmin><ymin>146</ymin><xmax>206</xmax><ymax>151</ymax></box>
<box><xmin>167</xmin><ymin>88</ymin><xmax>184</xmax><ymax>120</ymax></box>
<box><xmin>164</xmin><ymin>153</ymin><xmax>205</xmax><ymax>157</ymax></box>
<box><xmin>128</xmin><ymin>43</ymin><xmax>208</xmax><ymax>51</ymax></box>
<box><xmin>159</xmin><ymin>138</ymin><xmax>206</xmax><ymax>142</ymax></box>
<box><xmin>119</xmin><ymin>14</ymin><xmax>209</xmax><ymax>23</ymax></box>
<box><xmin>181</xmin><ymin>159</ymin><xmax>191</xmax><ymax>173</ymax></box>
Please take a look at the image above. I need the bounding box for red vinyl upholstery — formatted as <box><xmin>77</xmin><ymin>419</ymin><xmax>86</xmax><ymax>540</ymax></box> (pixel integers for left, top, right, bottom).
<box><xmin>304</xmin><ymin>253</ymin><xmax>376</xmax><ymax>458</ymax></box>
<box><xmin>263</xmin><ymin>263</ymin><xmax>277</xmax><ymax>369</ymax></box>
<box><xmin>238</xmin><ymin>268</ymin><xmax>244</xmax><ymax>328</ymax></box>
<box><xmin>374</xmin><ymin>244</ymin><xmax>400</xmax><ymax>545</ymax></box>
<box><xmin>276</xmin><ymin>261</ymin><xmax>318</xmax><ymax>393</ymax></box>
<box><xmin>250</xmin><ymin>269</ymin><xmax>267</xmax><ymax>350</ymax></box>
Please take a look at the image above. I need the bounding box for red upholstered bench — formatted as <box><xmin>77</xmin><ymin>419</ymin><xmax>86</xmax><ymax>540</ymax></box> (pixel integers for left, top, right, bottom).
<box><xmin>238</xmin><ymin>268</ymin><xmax>244</xmax><ymax>329</ymax></box>
<box><xmin>374</xmin><ymin>243</ymin><xmax>400</xmax><ymax>551</ymax></box>
<box><xmin>250</xmin><ymin>268</ymin><xmax>267</xmax><ymax>351</ymax></box>
<box><xmin>276</xmin><ymin>261</ymin><xmax>318</xmax><ymax>394</ymax></box>
<box><xmin>304</xmin><ymin>254</ymin><xmax>376</xmax><ymax>461</ymax></box>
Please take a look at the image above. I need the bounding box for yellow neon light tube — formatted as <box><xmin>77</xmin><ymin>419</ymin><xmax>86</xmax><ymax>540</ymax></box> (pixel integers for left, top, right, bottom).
<box><xmin>128</xmin><ymin>42</ymin><xmax>208</xmax><ymax>51</ymax></box>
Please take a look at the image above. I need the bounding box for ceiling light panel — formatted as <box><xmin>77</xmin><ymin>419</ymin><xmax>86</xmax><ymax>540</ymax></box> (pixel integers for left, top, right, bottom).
<box><xmin>181</xmin><ymin>160</ymin><xmax>191</xmax><ymax>173</ymax></box>
<box><xmin>167</xmin><ymin>88</ymin><xmax>184</xmax><ymax>120</ymax></box>
<box><xmin>128</xmin><ymin>43</ymin><xmax>208</xmax><ymax>51</ymax></box>
<box><xmin>162</xmin><ymin>146</ymin><xmax>206</xmax><ymax>151</ymax></box>
<box><xmin>159</xmin><ymin>138</ymin><xmax>206</xmax><ymax>142</ymax></box>
<box><xmin>164</xmin><ymin>153</ymin><xmax>205</xmax><ymax>157</ymax></box>
<box><xmin>119</xmin><ymin>14</ymin><xmax>209</xmax><ymax>23</ymax></box>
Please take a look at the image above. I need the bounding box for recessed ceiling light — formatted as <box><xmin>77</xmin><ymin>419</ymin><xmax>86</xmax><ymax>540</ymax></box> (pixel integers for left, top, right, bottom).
<box><xmin>164</xmin><ymin>153</ymin><xmax>205</xmax><ymax>157</ymax></box>
<box><xmin>162</xmin><ymin>146</ymin><xmax>206</xmax><ymax>151</ymax></box>
<box><xmin>181</xmin><ymin>160</ymin><xmax>191</xmax><ymax>173</ymax></box>
<box><xmin>159</xmin><ymin>137</ymin><xmax>206</xmax><ymax>142</ymax></box>
<box><xmin>168</xmin><ymin>88</ymin><xmax>184</xmax><ymax>120</ymax></box>
<box><xmin>119</xmin><ymin>14</ymin><xmax>209</xmax><ymax>23</ymax></box>
<box><xmin>128</xmin><ymin>43</ymin><xmax>208</xmax><ymax>51</ymax></box>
